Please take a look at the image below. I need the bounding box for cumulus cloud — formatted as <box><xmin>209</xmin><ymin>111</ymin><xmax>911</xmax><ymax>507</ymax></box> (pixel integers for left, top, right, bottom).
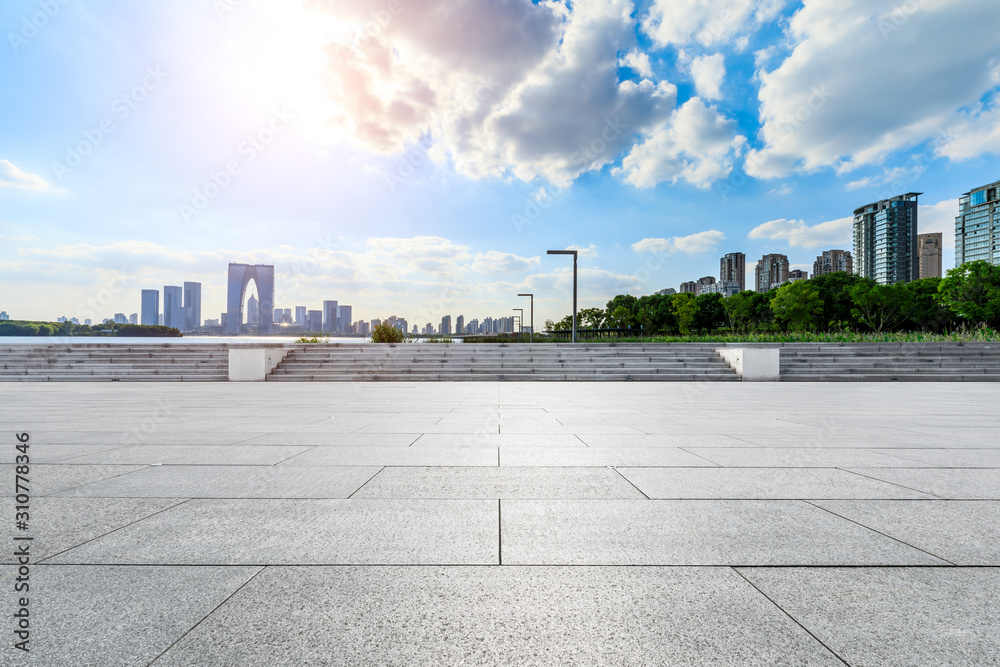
<box><xmin>616</xmin><ymin>98</ymin><xmax>746</xmax><ymax>189</ymax></box>
<box><xmin>747</xmin><ymin>0</ymin><xmax>1000</xmax><ymax>179</ymax></box>
<box><xmin>471</xmin><ymin>250</ymin><xmax>540</xmax><ymax>273</ymax></box>
<box><xmin>937</xmin><ymin>93</ymin><xmax>1000</xmax><ymax>161</ymax></box>
<box><xmin>690</xmin><ymin>54</ymin><xmax>726</xmax><ymax>100</ymax></box>
<box><xmin>0</xmin><ymin>160</ymin><xmax>53</xmax><ymax>192</ymax></box>
<box><xmin>632</xmin><ymin>230</ymin><xmax>726</xmax><ymax>254</ymax></box>
<box><xmin>641</xmin><ymin>0</ymin><xmax>786</xmax><ymax>48</ymax></box>
<box><xmin>619</xmin><ymin>49</ymin><xmax>653</xmax><ymax>78</ymax></box>
<box><xmin>748</xmin><ymin>217</ymin><xmax>852</xmax><ymax>248</ymax></box>
<box><xmin>315</xmin><ymin>0</ymin><xmax>684</xmax><ymax>186</ymax></box>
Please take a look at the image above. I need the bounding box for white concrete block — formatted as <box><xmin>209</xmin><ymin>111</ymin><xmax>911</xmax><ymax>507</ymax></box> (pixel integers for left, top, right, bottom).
<box><xmin>716</xmin><ymin>348</ymin><xmax>780</xmax><ymax>382</ymax></box>
<box><xmin>229</xmin><ymin>349</ymin><xmax>267</xmax><ymax>382</ymax></box>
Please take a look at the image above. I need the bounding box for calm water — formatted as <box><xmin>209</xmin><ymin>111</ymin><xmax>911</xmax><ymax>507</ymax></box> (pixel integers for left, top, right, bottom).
<box><xmin>0</xmin><ymin>336</ymin><xmax>458</xmax><ymax>345</ymax></box>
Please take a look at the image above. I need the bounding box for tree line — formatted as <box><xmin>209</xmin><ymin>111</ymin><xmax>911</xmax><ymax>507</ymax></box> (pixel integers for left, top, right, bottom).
<box><xmin>0</xmin><ymin>320</ymin><xmax>182</xmax><ymax>337</ymax></box>
<box><xmin>546</xmin><ymin>261</ymin><xmax>1000</xmax><ymax>335</ymax></box>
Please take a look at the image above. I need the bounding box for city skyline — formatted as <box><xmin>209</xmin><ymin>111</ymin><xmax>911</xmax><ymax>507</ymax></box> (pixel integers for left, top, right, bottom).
<box><xmin>2</xmin><ymin>1</ymin><xmax>998</xmax><ymax>327</ymax></box>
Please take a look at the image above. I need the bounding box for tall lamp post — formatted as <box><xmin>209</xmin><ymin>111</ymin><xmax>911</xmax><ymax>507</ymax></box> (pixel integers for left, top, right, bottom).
<box><xmin>546</xmin><ymin>249</ymin><xmax>578</xmax><ymax>343</ymax></box>
<box><xmin>517</xmin><ymin>293</ymin><xmax>533</xmax><ymax>343</ymax></box>
<box><xmin>513</xmin><ymin>308</ymin><xmax>524</xmax><ymax>340</ymax></box>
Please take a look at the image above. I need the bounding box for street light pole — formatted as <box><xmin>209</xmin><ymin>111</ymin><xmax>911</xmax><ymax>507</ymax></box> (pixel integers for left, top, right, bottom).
<box><xmin>517</xmin><ymin>293</ymin><xmax>533</xmax><ymax>343</ymax></box>
<box><xmin>546</xmin><ymin>250</ymin><xmax>578</xmax><ymax>343</ymax></box>
<box><xmin>513</xmin><ymin>308</ymin><xmax>524</xmax><ymax>340</ymax></box>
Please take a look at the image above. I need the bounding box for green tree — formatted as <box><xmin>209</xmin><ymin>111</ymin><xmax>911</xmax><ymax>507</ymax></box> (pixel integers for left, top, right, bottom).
<box><xmin>693</xmin><ymin>293</ymin><xmax>726</xmax><ymax>332</ymax></box>
<box><xmin>604</xmin><ymin>295</ymin><xmax>637</xmax><ymax>328</ymax></box>
<box><xmin>722</xmin><ymin>291</ymin><xmax>757</xmax><ymax>333</ymax></box>
<box><xmin>543</xmin><ymin>319</ymin><xmax>556</xmax><ymax>333</ymax></box>
<box><xmin>905</xmin><ymin>277</ymin><xmax>957</xmax><ymax>332</ymax></box>
<box><xmin>607</xmin><ymin>306</ymin><xmax>633</xmax><ymax>329</ymax></box>
<box><xmin>849</xmin><ymin>281</ymin><xmax>915</xmax><ymax>333</ymax></box>
<box><xmin>578</xmin><ymin>307</ymin><xmax>605</xmax><ymax>329</ymax></box>
<box><xmin>937</xmin><ymin>260</ymin><xmax>1000</xmax><ymax>327</ymax></box>
<box><xmin>771</xmin><ymin>281</ymin><xmax>824</xmax><ymax>332</ymax></box>
<box><xmin>369</xmin><ymin>320</ymin><xmax>406</xmax><ymax>343</ymax></box>
<box><xmin>634</xmin><ymin>294</ymin><xmax>676</xmax><ymax>334</ymax></box>
<box><xmin>670</xmin><ymin>293</ymin><xmax>698</xmax><ymax>335</ymax></box>
<box><xmin>809</xmin><ymin>272</ymin><xmax>869</xmax><ymax>330</ymax></box>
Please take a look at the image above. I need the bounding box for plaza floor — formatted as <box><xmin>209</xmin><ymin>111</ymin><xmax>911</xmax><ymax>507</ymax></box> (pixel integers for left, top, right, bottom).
<box><xmin>2</xmin><ymin>382</ymin><xmax>999</xmax><ymax>666</ymax></box>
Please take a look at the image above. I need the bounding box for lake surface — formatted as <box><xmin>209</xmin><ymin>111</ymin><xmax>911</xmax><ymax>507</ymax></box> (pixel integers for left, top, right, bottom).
<box><xmin>0</xmin><ymin>336</ymin><xmax>459</xmax><ymax>345</ymax></box>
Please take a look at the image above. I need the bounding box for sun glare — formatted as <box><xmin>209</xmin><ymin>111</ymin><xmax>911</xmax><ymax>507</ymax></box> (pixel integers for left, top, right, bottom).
<box><xmin>227</xmin><ymin>1</ymin><xmax>356</xmax><ymax>143</ymax></box>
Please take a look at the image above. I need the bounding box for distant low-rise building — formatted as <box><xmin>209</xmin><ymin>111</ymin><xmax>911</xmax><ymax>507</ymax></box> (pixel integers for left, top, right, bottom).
<box><xmin>787</xmin><ymin>269</ymin><xmax>809</xmax><ymax>282</ymax></box>
<box><xmin>0</xmin><ymin>311</ymin><xmax>9</xmax><ymax>321</ymax></box>
<box><xmin>700</xmin><ymin>281</ymin><xmax>741</xmax><ymax>297</ymax></box>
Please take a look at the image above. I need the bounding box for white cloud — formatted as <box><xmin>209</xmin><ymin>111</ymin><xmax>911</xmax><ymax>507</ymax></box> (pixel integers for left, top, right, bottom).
<box><xmin>0</xmin><ymin>160</ymin><xmax>53</xmax><ymax>192</ymax></box>
<box><xmin>845</xmin><ymin>167</ymin><xmax>910</xmax><ymax>191</ymax></box>
<box><xmin>632</xmin><ymin>230</ymin><xmax>726</xmax><ymax>254</ymax></box>
<box><xmin>565</xmin><ymin>244</ymin><xmax>598</xmax><ymax>258</ymax></box>
<box><xmin>937</xmin><ymin>93</ymin><xmax>1000</xmax><ymax>161</ymax></box>
<box><xmin>619</xmin><ymin>49</ymin><xmax>653</xmax><ymax>78</ymax></box>
<box><xmin>641</xmin><ymin>0</ymin><xmax>786</xmax><ymax>48</ymax></box>
<box><xmin>747</xmin><ymin>0</ymin><xmax>1000</xmax><ymax>179</ymax></box>
<box><xmin>768</xmin><ymin>184</ymin><xmax>793</xmax><ymax>196</ymax></box>
<box><xmin>617</xmin><ymin>98</ymin><xmax>746</xmax><ymax>188</ymax></box>
<box><xmin>690</xmin><ymin>54</ymin><xmax>726</xmax><ymax>100</ymax></box>
<box><xmin>471</xmin><ymin>250</ymin><xmax>540</xmax><ymax>273</ymax></box>
<box><xmin>315</xmin><ymin>0</ymin><xmax>679</xmax><ymax>187</ymax></box>
<box><xmin>748</xmin><ymin>217</ymin><xmax>852</xmax><ymax>248</ymax></box>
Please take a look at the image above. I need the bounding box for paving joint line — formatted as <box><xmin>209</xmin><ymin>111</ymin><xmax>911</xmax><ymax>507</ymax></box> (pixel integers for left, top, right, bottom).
<box><xmin>346</xmin><ymin>467</ymin><xmax>386</xmax><ymax>499</ymax></box>
<box><xmin>731</xmin><ymin>567</ymin><xmax>852</xmax><ymax>666</ymax></box>
<box><xmin>35</xmin><ymin>498</ymin><xmax>193</xmax><ymax>564</ymax></box>
<box><xmin>803</xmin><ymin>500</ymin><xmax>958</xmax><ymax>566</ymax></box>
<box><xmin>147</xmin><ymin>565</ymin><xmax>267</xmax><ymax>665</ymax></box>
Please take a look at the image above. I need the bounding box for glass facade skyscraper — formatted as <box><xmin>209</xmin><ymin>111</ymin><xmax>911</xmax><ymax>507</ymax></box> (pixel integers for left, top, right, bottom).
<box><xmin>853</xmin><ymin>193</ymin><xmax>920</xmax><ymax>285</ymax></box>
<box><xmin>955</xmin><ymin>180</ymin><xmax>1000</xmax><ymax>267</ymax></box>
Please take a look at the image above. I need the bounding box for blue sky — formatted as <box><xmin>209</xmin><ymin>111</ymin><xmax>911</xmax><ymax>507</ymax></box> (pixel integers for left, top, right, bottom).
<box><xmin>2</xmin><ymin>0</ymin><xmax>999</xmax><ymax>327</ymax></box>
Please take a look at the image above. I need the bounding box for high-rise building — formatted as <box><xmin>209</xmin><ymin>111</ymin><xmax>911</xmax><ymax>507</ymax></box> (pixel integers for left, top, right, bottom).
<box><xmin>295</xmin><ymin>306</ymin><xmax>307</xmax><ymax>326</ymax></box>
<box><xmin>163</xmin><ymin>286</ymin><xmax>184</xmax><ymax>330</ymax></box>
<box><xmin>114</xmin><ymin>313</ymin><xmax>127</xmax><ymax>324</ymax></box>
<box><xmin>756</xmin><ymin>254</ymin><xmax>789</xmax><ymax>292</ymax></box>
<box><xmin>247</xmin><ymin>295</ymin><xmax>260</xmax><ymax>325</ymax></box>
<box><xmin>813</xmin><ymin>249</ymin><xmax>853</xmax><ymax>277</ymax></box>
<box><xmin>455</xmin><ymin>315</ymin><xmax>465</xmax><ymax>335</ymax></box>
<box><xmin>129</xmin><ymin>313</ymin><xmax>138</xmax><ymax>324</ymax></box>
<box><xmin>440</xmin><ymin>315</ymin><xmax>452</xmax><ymax>335</ymax></box>
<box><xmin>337</xmin><ymin>305</ymin><xmax>352</xmax><ymax>333</ymax></box>
<box><xmin>700</xmin><ymin>282</ymin><xmax>741</xmax><ymax>297</ymax></box>
<box><xmin>853</xmin><ymin>193</ymin><xmax>920</xmax><ymax>284</ymax></box>
<box><xmin>307</xmin><ymin>310</ymin><xmax>323</xmax><ymax>332</ymax></box>
<box><xmin>955</xmin><ymin>180</ymin><xmax>1000</xmax><ymax>267</ymax></box>
<box><xmin>679</xmin><ymin>281</ymin><xmax>697</xmax><ymax>294</ymax></box>
<box><xmin>787</xmin><ymin>269</ymin><xmax>808</xmax><ymax>281</ymax></box>
<box><xmin>720</xmin><ymin>252</ymin><xmax>746</xmax><ymax>291</ymax></box>
<box><xmin>696</xmin><ymin>276</ymin><xmax>716</xmax><ymax>295</ymax></box>
<box><xmin>323</xmin><ymin>300</ymin><xmax>338</xmax><ymax>333</ymax></box>
<box><xmin>918</xmin><ymin>233</ymin><xmax>943</xmax><ymax>278</ymax></box>
<box><xmin>0</xmin><ymin>311</ymin><xmax>9</xmax><ymax>321</ymax></box>
<box><xmin>183</xmin><ymin>282</ymin><xmax>201</xmax><ymax>332</ymax></box>
<box><xmin>141</xmin><ymin>290</ymin><xmax>159</xmax><ymax>326</ymax></box>
<box><xmin>226</xmin><ymin>263</ymin><xmax>275</xmax><ymax>335</ymax></box>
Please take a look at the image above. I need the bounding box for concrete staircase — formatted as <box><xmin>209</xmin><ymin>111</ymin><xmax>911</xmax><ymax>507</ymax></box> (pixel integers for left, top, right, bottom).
<box><xmin>777</xmin><ymin>342</ymin><xmax>1000</xmax><ymax>381</ymax></box>
<box><xmin>0</xmin><ymin>344</ymin><xmax>229</xmax><ymax>382</ymax></box>
<box><xmin>267</xmin><ymin>343</ymin><xmax>741</xmax><ymax>382</ymax></box>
